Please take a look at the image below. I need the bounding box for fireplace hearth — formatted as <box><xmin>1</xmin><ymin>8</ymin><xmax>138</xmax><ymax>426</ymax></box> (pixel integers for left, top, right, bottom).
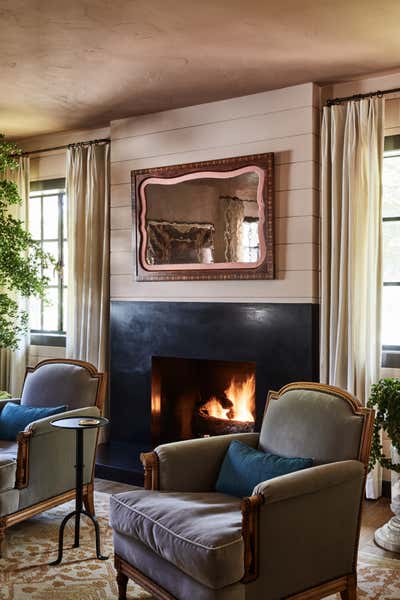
<box><xmin>97</xmin><ymin>301</ymin><xmax>319</xmax><ymax>485</ymax></box>
<box><xmin>151</xmin><ymin>357</ymin><xmax>256</xmax><ymax>445</ymax></box>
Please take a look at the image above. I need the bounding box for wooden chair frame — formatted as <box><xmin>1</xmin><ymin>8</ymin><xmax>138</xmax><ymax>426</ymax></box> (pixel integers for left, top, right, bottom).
<box><xmin>115</xmin><ymin>381</ymin><xmax>374</xmax><ymax>600</ymax></box>
<box><xmin>0</xmin><ymin>358</ymin><xmax>107</xmax><ymax>552</ymax></box>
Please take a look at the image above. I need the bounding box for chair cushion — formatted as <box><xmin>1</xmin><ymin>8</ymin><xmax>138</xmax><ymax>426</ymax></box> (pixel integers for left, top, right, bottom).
<box><xmin>215</xmin><ymin>440</ymin><xmax>313</xmax><ymax>497</ymax></box>
<box><xmin>110</xmin><ymin>490</ymin><xmax>244</xmax><ymax>589</ymax></box>
<box><xmin>0</xmin><ymin>402</ymin><xmax>67</xmax><ymax>440</ymax></box>
<box><xmin>0</xmin><ymin>441</ymin><xmax>18</xmax><ymax>493</ymax></box>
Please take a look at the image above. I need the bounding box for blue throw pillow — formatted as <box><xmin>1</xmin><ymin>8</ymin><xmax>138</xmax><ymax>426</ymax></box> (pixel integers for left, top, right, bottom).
<box><xmin>215</xmin><ymin>440</ymin><xmax>313</xmax><ymax>497</ymax></box>
<box><xmin>0</xmin><ymin>402</ymin><xmax>67</xmax><ymax>441</ymax></box>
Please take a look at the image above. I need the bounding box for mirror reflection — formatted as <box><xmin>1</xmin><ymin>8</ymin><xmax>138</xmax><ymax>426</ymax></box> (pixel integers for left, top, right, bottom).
<box><xmin>143</xmin><ymin>171</ymin><xmax>261</xmax><ymax>266</ymax></box>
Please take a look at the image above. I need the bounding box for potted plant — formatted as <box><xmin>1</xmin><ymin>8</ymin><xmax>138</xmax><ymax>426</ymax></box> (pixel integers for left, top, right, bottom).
<box><xmin>0</xmin><ymin>134</ymin><xmax>54</xmax><ymax>391</ymax></box>
<box><xmin>368</xmin><ymin>377</ymin><xmax>400</xmax><ymax>552</ymax></box>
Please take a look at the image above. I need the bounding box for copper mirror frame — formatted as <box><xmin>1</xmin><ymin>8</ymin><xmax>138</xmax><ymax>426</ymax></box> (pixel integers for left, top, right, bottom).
<box><xmin>132</xmin><ymin>153</ymin><xmax>274</xmax><ymax>281</ymax></box>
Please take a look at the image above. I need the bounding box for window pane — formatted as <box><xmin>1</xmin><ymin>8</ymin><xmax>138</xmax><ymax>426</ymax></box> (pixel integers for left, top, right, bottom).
<box><xmin>42</xmin><ymin>288</ymin><xmax>59</xmax><ymax>331</ymax></box>
<box><xmin>29</xmin><ymin>296</ymin><xmax>41</xmax><ymax>330</ymax></box>
<box><xmin>29</xmin><ymin>196</ymin><xmax>41</xmax><ymax>239</ymax></box>
<box><xmin>42</xmin><ymin>241</ymin><xmax>59</xmax><ymax>284</ymax></box>
<box><xmin>42</xmin><ymin>195</ymin><xmax>59</xmax><ymax>239</ymax></box>
<box><xmin>383</xmin><ymin>155</ymin><xmax>400</xmax><ymax>218</ymax></box>
<box><xmin>382</xmin><ymin>286</ymin><xmax>400</xmax><ymax>346</ymax></box>
<box><xmin>383</xmin><ymin>221</ymin><xmax>400</xmax><ymax>282</ymax></box>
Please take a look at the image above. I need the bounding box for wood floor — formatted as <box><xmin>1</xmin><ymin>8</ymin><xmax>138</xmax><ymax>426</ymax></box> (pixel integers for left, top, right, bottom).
<box><xmin>94</xmin><ymin>479</ymin><xmax>400</xmax><ymax>562</ymax></box>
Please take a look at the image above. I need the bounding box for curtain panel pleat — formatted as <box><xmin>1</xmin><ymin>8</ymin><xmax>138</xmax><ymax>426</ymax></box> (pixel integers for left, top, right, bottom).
<box><xmin>320</xmin><ymin>97</ymin><xmax>384</xmax><ymax>498</ymax></box>
<box><xmin>66</xmin><ymin>143</ymin><xmax>110</xmax><ymax>420</ymax></box>
<box><xmin>0</xmin><ymin>157</ymin><xmax>30</xmax><ymax>397</ymax></box>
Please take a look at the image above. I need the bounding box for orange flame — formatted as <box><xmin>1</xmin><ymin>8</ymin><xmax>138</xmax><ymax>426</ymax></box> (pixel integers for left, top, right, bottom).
<box><xmin>201</xmin><ymin>374</ymin><xmax>255</xmax><ymax>422</ymax></box>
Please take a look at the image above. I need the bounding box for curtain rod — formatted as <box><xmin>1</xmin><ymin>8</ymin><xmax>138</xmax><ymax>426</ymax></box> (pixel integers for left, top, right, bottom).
<box><xmin>326</xmin><ymin>86</ymin><xmax>400</xmax><ymax>106</ymax></box>
<box><xmin>18</xmin><ymin>137</ymin><xmax>110</xmax><ymax>156</ymax></box>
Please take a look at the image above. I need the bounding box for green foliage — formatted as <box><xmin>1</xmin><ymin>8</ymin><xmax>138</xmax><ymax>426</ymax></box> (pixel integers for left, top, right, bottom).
<box><xmin>0</xmin><ymin>134</ymin><xmax>55</xmax><ymax>350</ymax></box>
<box><xmin>367</xmin><ymin>377</ymin><xmax>400</xmax><ymax>473</ymax></box>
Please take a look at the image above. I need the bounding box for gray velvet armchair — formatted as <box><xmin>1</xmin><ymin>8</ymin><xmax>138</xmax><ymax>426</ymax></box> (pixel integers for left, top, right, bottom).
<box><xmin>0</xmin><ymin>358</ymin><xmax>106</xmax><ymax>555</ymax></box>
<box><xmin>110</xmin><ymin>382</ymin><xmax>374</xmax><ymax>600</ymax></box>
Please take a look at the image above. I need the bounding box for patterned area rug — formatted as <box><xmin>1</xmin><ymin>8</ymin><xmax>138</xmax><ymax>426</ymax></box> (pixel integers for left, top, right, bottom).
<box><xmin>0</xmin><ymin>492</ymin><xmax>399</xmax><ymax>599</ymax></box>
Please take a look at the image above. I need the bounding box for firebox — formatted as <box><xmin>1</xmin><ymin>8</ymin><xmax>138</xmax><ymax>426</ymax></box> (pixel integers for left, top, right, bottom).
<box><xmin>151</xmin><ymin>356</ymin><xmax>256</xmax><ymax>446</ymax></box>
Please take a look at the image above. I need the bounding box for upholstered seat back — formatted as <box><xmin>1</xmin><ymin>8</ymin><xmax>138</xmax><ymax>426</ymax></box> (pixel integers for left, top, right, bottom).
<box><xmin>259</xmin><ymin>386</ymin><xmax>365</xmax><ymax>465</ymax></box>
<box><xmin>21</xmin><ymin>361</ymin><xmax>100</xmax><ymax>410</ymax></box>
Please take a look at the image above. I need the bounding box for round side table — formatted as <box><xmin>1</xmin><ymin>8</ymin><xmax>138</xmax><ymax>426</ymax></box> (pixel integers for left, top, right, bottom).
<box><xmin>49</xmin><ymin>416</ymin><xmax>109</xmax><ymax>565</ymax></box>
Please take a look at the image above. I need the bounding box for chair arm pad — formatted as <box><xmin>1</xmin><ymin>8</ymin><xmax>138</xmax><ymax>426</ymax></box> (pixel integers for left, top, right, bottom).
<box><xmin>24</xmin><ymin>406</ymin><xmax>101</xmax><ymax>436</ymax></box>
<box><xmin>154</xmin><ymin>432</ymin><xmax>260</xmax><ymax>491</ymax></box>
<box><xmin>252</xmin><ymin>460</ymin><xmax>365</xmax><ymax>503</ymax></box>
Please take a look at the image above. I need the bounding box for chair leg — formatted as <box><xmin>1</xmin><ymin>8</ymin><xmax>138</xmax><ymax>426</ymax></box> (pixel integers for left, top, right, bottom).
<box><xmin>83</xmin><ymin>482</ymin><xmax>95</xmax><ymax>516</ymax></box>
<box><xmin>340</xmin><ymin>574</ymin><xmax>357</xmax><ymax>600</ymax></box>
<box><xmin>116</xmin><ymin>570</ymin><xmax>128</xmax><ymax>600</ymax></box>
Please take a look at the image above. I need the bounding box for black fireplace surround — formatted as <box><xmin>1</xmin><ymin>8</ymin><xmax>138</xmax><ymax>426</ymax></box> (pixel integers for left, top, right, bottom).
<box><xmin>96</xmin><ymin>301</ymin><xmax>319</xmax><ymax>484</ymax></box>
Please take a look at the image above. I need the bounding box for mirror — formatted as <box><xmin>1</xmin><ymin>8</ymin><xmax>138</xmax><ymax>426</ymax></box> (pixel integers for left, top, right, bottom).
<box><xmin>132</xmin><ymin>153</ymin><xmax>274</xmax><ymax>281</ymax></box>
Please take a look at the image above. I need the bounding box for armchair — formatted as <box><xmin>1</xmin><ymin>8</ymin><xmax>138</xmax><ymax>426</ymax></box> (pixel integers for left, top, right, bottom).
<box><xmin>111</xmin><ymin>382</ymin><xmax>374</xmax><ymax>600</ymax></box>
<box><xmin>0</xmin><ymin>359</ymin><xmax>106</xmax><ymax>555</ymax></box>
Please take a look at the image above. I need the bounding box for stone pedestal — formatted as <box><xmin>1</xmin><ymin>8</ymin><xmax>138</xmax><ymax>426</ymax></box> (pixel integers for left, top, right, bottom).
<box><xmin>374</xmin><ymin>445</ymin><xmax>400</xmax><ymax>553</ymax></box>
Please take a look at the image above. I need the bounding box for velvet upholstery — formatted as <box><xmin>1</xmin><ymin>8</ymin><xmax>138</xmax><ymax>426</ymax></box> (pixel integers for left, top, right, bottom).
<box><xmin>18</xmin><ymin>406</ymin><xmax>100</xmax><ymax>510</ymax></box>
<box><xmin>111</xmin><ymin>383</ymin><xmax>371</xmax><ymax>600</ymax></box>
<box><xmin>0</xmin><ymin>456</ymin><xmax>16</xmax><ymax>493</ymax></box>
<box><xmin>0</xmin><ymin>489</ymin><xmax>19</xmax><ymax>518</ymax></box>
<box><xmin>0</xmin><ymin>359</ymin><xmax>104</xmax><ymax>554</ymax></box>
<box><xmin>21</xmin><ymin>363</ymin><xmax>99</xmax><ymax>410</ymax></box>
<box><xmin>216</xmin><ymin>440</ymin><xmax>313</xmax><ymax>497</ymax></box>
<box><xmin>110</xmin><ymin>490</ymin><xmax>244</xmax><ymax>589</ymax></box>
<box><xmin>0</xmin><ymin>402</ymin><xmax>67</xmax><ymax>440</ymax></box>
<box><xmin>113</xmin><ymin>531</ymin><xmax>246</xmax><ymax>600</ymax></box>
<box><xmin>155</xmin><ymin>433</ymin><xmax>260</xmax><ymax>492</ymax></box>
<box><xmin>259</xmin><ymin>388</ymin><xmax>363</xmax><ymax>464</ymax></box>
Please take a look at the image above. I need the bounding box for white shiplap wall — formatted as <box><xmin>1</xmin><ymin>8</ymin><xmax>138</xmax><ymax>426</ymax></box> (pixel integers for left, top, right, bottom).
<box><xmin>110</xmin><ymin>83</ymin><xmax>320</xmax><ymax>303</ymax></box>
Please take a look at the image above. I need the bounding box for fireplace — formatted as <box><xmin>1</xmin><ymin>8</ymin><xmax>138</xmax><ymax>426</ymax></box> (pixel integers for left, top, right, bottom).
<box><xmin>98</xmin><ymin>301</ymin><xmax>319</xmax><ymax>484</ymax></box>
<box><xmin>151</xmin><ymin>357</ymin><xmax>256</xmax><ymax>445</ymax></box>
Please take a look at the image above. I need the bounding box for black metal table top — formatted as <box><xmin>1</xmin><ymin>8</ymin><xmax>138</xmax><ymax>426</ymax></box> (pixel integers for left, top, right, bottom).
<box><xmin>50</xmin><ymin>416</ymin><xmax>109</xmax><ymax>430</ymax></box>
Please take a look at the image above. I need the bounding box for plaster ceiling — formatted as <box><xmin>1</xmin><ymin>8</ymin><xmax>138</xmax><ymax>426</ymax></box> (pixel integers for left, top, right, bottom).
<box><xmin>2</xmin><ymin>0</ymin><xmax>400</xmax><ymax>139</ymax></box>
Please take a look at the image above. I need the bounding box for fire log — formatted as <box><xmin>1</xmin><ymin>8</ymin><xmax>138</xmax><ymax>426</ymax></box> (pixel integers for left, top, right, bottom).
<box><xmin>193</xmin><ymin>411</ymin><xmax>255</xmax><ymax>437</ymax></box>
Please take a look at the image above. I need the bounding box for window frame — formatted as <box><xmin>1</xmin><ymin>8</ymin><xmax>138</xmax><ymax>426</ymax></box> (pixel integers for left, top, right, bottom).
<box><xmin>382</xmin><ymin>136</ymin><xmax>400</xmax><ymax>366</ymax></box>
<box><xmin>29</xmin><ymin>178</ymin><xmax>67</xmax><ymax>348</ymax></box>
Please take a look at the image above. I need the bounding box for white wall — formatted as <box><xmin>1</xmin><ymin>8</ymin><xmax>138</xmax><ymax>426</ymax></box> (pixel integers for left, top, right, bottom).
<box><xmin>110</xmin><ymin>83</ymin><xmax>320</xmax><ymax>303</ymax></box>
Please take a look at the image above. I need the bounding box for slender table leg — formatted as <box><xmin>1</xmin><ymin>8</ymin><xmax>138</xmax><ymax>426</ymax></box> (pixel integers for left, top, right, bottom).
<box><xmin>73</xmin><ymin>428</ymin><xmax>84</xmax><ymax>548</ymax></box>
<box><xmin>50</xmin><ymin>424</ymin><xmax>108</xmax><ymax>565</ymax></box>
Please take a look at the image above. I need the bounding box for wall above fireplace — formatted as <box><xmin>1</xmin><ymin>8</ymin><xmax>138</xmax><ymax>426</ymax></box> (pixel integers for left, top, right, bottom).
<box><xmin>97</xmin><ymin>300</ymin><xmax>319</xmax><ymax>484</ymax></box>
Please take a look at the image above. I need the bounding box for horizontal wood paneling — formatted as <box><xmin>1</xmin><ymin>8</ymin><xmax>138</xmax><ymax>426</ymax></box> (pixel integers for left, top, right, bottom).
<box><xmin>110</xmin><ymin>269</ymin><xmax>318</xmax><ymax>301</ymax></box>
<box><xmin>111</xmin><ymin>110</ymin><xmax>318</xmax><ymax>164</ymax></box>
<box><xmin>111</xmin><ymin>83</ymin><xmax>318</xmax><ymax>140</ymax></box>
<box><xmin>110</xmin><ymin>83</ymin><xmax>319</xmax><ymax>302</ymax></box>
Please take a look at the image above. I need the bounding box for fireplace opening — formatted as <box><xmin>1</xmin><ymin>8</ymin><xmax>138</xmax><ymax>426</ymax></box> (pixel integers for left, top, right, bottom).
<box><xmin>151</xmin><ymin>356</ymin><xmax>256</xmax><ymax>445</ymax></box>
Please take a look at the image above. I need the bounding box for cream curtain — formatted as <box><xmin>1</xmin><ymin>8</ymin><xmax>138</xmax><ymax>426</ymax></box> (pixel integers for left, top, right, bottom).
<box><xmin>66</xmin><ymin>141</ymin><xmax>110</xmax><ymax>385</ymax></box>
<box><xmin>0</xmin><ymin>157</ymin><xmax>30</xmax><ymax>397</ymax></box>
<box><xmin>320</xmin><ymin>97</ymin><xmax>384</xmax><ymax>498</ymax></box>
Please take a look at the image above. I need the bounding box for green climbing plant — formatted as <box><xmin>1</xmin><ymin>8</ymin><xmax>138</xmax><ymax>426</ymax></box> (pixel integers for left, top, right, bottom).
<box><xmin>367</xmin><ymin>377</ymin><xmax>400</xmax><ymax>473</ymax></box>
<box><xmin>0</xmin><ymin>134</ymin><xmax>54</xmax><ymax>350</ymax></box>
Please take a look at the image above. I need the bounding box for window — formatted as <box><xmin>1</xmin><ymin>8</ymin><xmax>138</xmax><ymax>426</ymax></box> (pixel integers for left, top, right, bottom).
<box><xmin>29</xmin><ymin>179</ymin><xmax>67</xmax><ymax>346</ymax></box>
<box><xmin>382</xmin><ymin>136</ymin><xmax>400</xmax><ymax>363</ymax></box>
<box><xmin>241</xmin><ymin>218</ymin><xmax>259</xmax><ymax>262</ymax></box>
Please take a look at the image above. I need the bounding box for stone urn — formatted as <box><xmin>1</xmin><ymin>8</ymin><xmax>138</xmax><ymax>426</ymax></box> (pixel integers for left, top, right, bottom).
<box><xmin>375</xmin><ymin>445</ymin><xmax>400</xmax><ymax>552</ymax></box>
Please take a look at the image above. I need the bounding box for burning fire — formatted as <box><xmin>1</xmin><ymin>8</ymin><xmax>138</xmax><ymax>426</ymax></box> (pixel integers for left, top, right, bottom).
<box><xmin>200</xmin><ymin>374</ymin><xmax>255</xmax><ymax>423</ymax></box>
